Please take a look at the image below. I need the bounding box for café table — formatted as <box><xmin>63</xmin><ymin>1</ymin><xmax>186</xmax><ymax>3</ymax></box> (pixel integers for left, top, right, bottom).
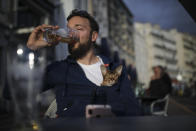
<box><xmin>42</xmin><ymin>116</ymin><xmax>196</xmax><ymax>131</ymax></box>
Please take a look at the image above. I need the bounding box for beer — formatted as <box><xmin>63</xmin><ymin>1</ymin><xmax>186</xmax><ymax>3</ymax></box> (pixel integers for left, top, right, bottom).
<box><xmin>43</xmin><ymin>28</ymin><xmax>79</xmax><ymax>44</ymax></box>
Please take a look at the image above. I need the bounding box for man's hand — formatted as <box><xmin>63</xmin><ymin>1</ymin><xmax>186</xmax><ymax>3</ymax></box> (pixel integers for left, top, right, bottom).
<box><xmin>27</xmin><ymin>24</ymin><xmax>59</xmax><ymax>50</ymax></box>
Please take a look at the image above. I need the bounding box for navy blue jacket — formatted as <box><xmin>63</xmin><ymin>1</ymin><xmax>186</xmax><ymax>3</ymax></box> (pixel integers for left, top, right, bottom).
<box><xmin>42</xmin><ymin>55</ymin><xmax>141</xmax><ymax>117</ymax></box>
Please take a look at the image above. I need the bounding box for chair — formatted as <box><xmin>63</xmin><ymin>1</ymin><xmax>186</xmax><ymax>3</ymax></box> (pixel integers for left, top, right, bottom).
<box><xmin>150</xmin><ymin>94</ymin><xmax>169</xmax><ymax>116</ymax></box>
<box><xmin>44</xmin><ymin>99</ymin><xmax>57</xmax><ymax>118</ymax></box>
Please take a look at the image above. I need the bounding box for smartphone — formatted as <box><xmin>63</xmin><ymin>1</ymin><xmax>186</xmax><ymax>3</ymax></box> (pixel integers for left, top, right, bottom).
<box><xmin>85</xmin><ymin>105</ymin><xmax>115</xmax><ymax>118</ymax></box>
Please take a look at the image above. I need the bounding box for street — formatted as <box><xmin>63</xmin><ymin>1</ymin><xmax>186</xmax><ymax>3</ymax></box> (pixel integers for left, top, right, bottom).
<box><xmin>168</xmin><ymin>96</ymin><xmax>196</xmax><ymax>116</ymax></box>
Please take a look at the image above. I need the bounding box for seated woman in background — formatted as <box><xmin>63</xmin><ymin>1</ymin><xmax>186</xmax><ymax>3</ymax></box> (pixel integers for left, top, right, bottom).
<box><xmin>147</xmin><ymin>65</ymin><xmax>172</xmax><ymax>98</ymax></box>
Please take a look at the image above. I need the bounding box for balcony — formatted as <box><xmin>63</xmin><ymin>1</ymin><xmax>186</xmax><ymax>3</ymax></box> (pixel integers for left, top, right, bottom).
<box><xmin>154</xmin><ymin>43</ymin><xmax>177</xmax><ymax>54</ymax></box>
<box><xmin>151</xmin><ymin>32</ymin><xmax>176</xmax><ymax>45</ymax></box>
<box><xmin>154</xmin><ymin>55</ymin><xmax>177</xmax><ymax>64</ymax></box>
<box><xmin>183</xmin><ymin>44</ymin><xmax>195</xmax><ymax>52</ymax></box>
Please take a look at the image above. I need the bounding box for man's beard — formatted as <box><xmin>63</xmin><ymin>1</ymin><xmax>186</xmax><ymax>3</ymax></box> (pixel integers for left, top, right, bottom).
<box><xmin>68</xmin><ymin>37</ymin><xmax>92</xmax><ymax>60</ymax></box>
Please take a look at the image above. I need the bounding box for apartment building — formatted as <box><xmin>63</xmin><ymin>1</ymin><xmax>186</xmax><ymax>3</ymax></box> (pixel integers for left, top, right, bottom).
<box><xmin>176</xmin><ymin>32</ymin><xmax>196</xmax><ymax>82</ymax></box>
<box><xmin>134</xmin><ymin>22</ymin><xmax>178</xmax><ymax>87</ymax></box>
<box><xmin>90</xmin><ymin>0</ymin><xmax>135</xmax><ymax>65</ymax></box>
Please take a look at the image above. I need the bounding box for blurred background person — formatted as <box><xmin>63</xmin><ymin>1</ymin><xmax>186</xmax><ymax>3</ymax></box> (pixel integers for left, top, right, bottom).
<box><xmin>147</xmin><ymin>65</ymin><xmax>172</xmax><ymax>98</ymax></box>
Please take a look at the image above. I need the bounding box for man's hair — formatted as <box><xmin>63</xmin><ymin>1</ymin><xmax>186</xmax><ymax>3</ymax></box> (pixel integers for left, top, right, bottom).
<box><xmin>67</xmin><ymin>9</ymin><xmax>99</xmax><ymax>33</ymax></box>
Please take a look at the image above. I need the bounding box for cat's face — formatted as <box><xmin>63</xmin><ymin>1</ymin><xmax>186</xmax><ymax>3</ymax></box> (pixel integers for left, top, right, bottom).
<box><xmin>100</xmin><ymin>65</ymin><xmax>123</xmax><ymax>86</ymax></box>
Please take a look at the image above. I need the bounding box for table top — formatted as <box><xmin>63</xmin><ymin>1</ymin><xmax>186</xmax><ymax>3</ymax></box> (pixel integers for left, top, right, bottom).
<box><xmin>42</xmin><ymin>116</ymin><xmax>196</xmax><ymax>131</ymax></box>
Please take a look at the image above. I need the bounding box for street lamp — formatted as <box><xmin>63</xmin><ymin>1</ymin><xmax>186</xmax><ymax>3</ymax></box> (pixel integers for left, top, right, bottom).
<box><xmin>177</xmin><ymin>73</ymin><xmax>182</xmax><ymax>81</ymax></box>
<box><xmin>17</xmin><ymin>48</ymin><xmax>23</xmax><ymax>55</ymax></box>
<box><xmin>29</xmin><ymin>52</ymin><xmax>34</xmax><ymax>69</ymax></box>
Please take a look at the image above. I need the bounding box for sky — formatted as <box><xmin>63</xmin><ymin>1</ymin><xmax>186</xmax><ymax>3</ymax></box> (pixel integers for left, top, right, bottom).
<box><xmin>123</xmin><ymin>0</ymin><xmax>196</xmax><ymax>35</ymax></box>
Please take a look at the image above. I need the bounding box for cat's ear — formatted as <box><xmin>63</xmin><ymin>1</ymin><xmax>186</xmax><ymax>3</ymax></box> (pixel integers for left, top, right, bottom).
<box><xmin>100</xmin><ymin>65</ymin><xmax>107</xmax><ymax>76</ymax></box>
<box><xmin>115</xmin><ymin>65</ymin><xmax>123</xmax><ymax>76</ymax></box>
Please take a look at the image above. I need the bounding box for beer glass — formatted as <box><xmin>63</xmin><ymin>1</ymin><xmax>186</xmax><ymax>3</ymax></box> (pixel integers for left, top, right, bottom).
<box><xmin>43</xmin><ymin>28</ymin><xmax>79</xmax><ymax>44</ymax></box>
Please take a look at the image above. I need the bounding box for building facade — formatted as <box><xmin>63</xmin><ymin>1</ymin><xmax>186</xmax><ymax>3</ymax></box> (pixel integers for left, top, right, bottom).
<box><xmin>134</xmin><ymin>25</ymin><xmax>149</xmax><ymax>87</ymax></box>
<box><xmin>91</xmin><ymin>0</ymin><xmax>108</xmax><ymax>44</ymax></box>
<box><xmin>134</xmin><ymin>22</ymin><xmax>178</xmax><ymax>87</ymax></box>
<box><xmin>134</xmin><ymin>22</ymin><xmax>196</xmax><ymax>87</ymax></box>
<box><xmin>176</xmin><ymin>32</ymin><xmax>196</xmax><ymax>83</ymax></box>
<box><xmin>108</xmin><ymin>0</ymin><xmax>135</xmax><ymax>65</ymax></box>
<box><xmin>90</xmin><ymin>0</ymin><xmax>135</xmax><ymax>65</ymax></box>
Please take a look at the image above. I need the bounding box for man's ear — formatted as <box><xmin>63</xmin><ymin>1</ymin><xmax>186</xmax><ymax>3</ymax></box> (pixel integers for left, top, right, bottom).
<box><xmin>91</xmin><ymin>31</ymin><xmax>98</xmax><ymax>43</ymax></box>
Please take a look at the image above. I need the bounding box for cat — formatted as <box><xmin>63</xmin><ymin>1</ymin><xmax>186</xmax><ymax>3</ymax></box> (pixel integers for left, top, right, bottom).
<box><xmin>100</xmin><ymin>65</ymin><xmax>123</xmax><ymax>86</ymax></box>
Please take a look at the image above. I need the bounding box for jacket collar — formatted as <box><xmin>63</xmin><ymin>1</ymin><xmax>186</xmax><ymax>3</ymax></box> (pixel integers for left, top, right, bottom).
<box><xmin>66</xmin><ymin>55</ymin><xmax>77</xmax><ymax>64</ymax></box>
